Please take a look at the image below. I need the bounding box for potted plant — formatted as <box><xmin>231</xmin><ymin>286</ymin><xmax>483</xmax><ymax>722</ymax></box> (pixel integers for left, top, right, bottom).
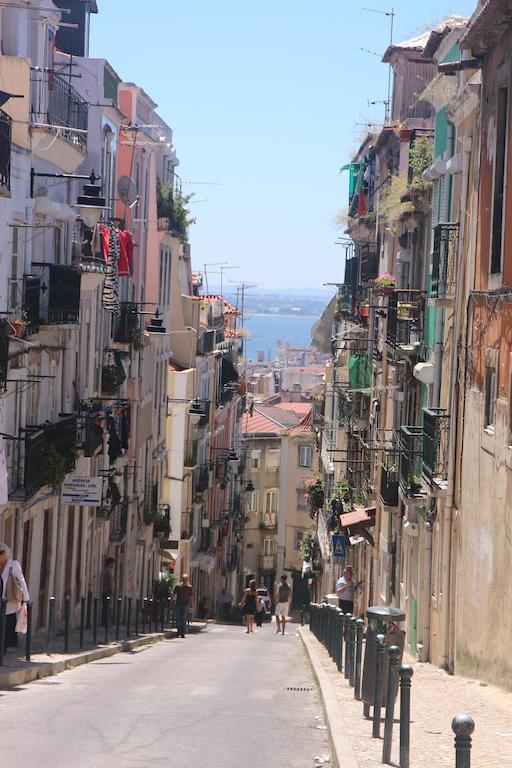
<box><xmin>40</xmin><ymin>444</ymin><xmax>67</xmax><ymax>489</ymax></box>
<box><xmin>304</xmin><ymin>476</ymin><xmax>325</xmax><ymax>511</ymax></box>
<box><xmin>373</xmin><ymin>272</ymin><xmax>397</xmax><ymax>296</ymax></box>
<box><xmin>360</xmin><ymin>301</ymin><xmax>370</xmax><ymax>322</ymax></box>
<box><xmin>409</xmin><ymin>474</ymin><xmax>422</xmax><ymax>495</ymax></box>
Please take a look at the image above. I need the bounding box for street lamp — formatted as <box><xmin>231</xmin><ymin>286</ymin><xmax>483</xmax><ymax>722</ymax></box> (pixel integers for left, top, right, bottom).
<box><xmin>73</xmin><ymin>172</ymin><xmax>107</xmax><ymax>227</ymax></box>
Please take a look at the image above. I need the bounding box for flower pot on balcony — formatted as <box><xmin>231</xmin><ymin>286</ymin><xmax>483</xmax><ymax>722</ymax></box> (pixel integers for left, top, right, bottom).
<box><xmin>377</xmin><ymin>286</ymin><xmax>395</xmax><ymax>297</ymax></box>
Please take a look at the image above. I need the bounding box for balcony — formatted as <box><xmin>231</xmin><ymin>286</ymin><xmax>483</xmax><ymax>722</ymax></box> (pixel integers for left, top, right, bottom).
<box><xmin>143</xmin><ymin>482</ymin><xmax>160</xmax><ymax>524</ymax></box>
<box><xmin>357</xmin><ymin>242</ymin><xmax>379</xmax><ymax>284</ymax></box>
<box><xmin>259</xmin><ymin>553</ymin><xmax>277</xmax><ymax>571</ymax></box>
<box><xmin>422</xmin><ymin>408</ymin><xmax>450</xmax><ymax>493</ymax></box>
<box><xmin>112</xmin><ymin>302</ymin><xmax>140</xmax><ymax>345</ymax></box>
<box><xmin>398</xmin><ymin>426</ymin><xmax>426</xmax><ymax>501</ymax></box>
<box><xmin>194</xmin><ymin>465</ymin><xmax>210</xmax><ymax>494</ymax></box>
<box><xmin>44</xmin><ymin>415</ymin><xmax>78</xmax><ymax>473</ymax></box>
<box><xmin>181</xmin><ymin>508</ymin><xmax>194</xmax><ymax>540</ymax></box>
<box><xmin>110</xmin><ymin>501</ymin><xmax>128</xmax><ymax>543</ymax></box>
<box><xmin>154</xmin><ymin>506</ymin><xmax>171</xmax><ymax>540</ymax></box>
<box><xmin>30</xmin><ymin>71</ymin><xmax>88</xmax><ymax>172</ymax></box>
<box><xmin>380</xmin><ymin>462</ymin><xmax>399</xmax><ymax>507</ymax></box>
<box><xmin>386</xmin><ymin>290</ymin><xmax>425</xmax><ymax>360</ymax></box>
<box><xmin>0</xmin><ymin>108</ymin><xmax>12</xmax><ymax>193</ymax></box>
<box><xmin>23</xmin><ymin>264</ymin><xmax>81</xmax><ymax>333</ymax></box>
<box><xmin>184</xmin><ymin>439</ymin><xmax>198</xmax><ymax>468</ymax></box>
<box><xmin>431</xmin><ymin>223</ymin><xmax>459</xmax><ymax>306</ymax></box>
<box><xmin>226</xmin><ymin>544</ymin><xmax>239</xmax><ymax>572</ymax></box>
<box><xmin>261</xmin><ymin>510</ymin><xmax>277</xmax><ymax>528</ymax></box>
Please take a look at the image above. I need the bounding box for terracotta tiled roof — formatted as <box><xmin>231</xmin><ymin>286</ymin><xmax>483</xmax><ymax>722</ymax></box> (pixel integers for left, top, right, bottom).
<box><xmin>200</xmin><ymin>294</ymin><xmax>241</xmax><ymax>315</ymax></box>
<box><xmin>241</xmin><ymin>409</ymin><xmax>283</xmax><ymax>435</ymax></box>
<box><xmin>288</xmin><ymin>409</ymin><xmax>313</xmax><ymax>434</ymax></box>
<box><xmin>274</xmin><ymin>402</ymin><xmax>313</xmax><ymax>415</ymax></box>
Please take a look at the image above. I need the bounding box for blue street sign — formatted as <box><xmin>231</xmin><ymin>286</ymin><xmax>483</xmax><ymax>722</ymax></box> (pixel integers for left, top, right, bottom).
<box><xmin>332</xmin><ymin>534</ymin><xmax>346</xmax><ymax>558</ymax></box>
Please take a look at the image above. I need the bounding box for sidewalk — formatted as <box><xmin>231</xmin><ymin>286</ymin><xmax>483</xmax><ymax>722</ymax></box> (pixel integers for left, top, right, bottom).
<box><xmin>0</xmin><ymin>621</ymin><xmax>207</xmax><ymax>689</ymax></box>
<box><xmin>299</xmin><ymin>625</ymin><xmax>512</xmax><ymax>768</ymax></box>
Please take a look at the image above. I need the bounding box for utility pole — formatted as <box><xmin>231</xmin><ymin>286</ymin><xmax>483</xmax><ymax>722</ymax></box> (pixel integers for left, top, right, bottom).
<box><xmin>362</xmin><ymin>7</ymin><xmax>395</xmax><ymax>121</ymax></box>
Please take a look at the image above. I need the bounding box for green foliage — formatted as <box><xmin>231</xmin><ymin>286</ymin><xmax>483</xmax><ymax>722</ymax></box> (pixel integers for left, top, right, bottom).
<box><xmin>300</xmin><ymin>530</ymin><xmax>317</xmax><ymax>563</ymax></box>
<box><xmin>153</xmin><ymin>574</ymin><xmax>176</xmax><ymax>600</ymax></box>
<box><xmin>41</xmin><ymin>444</ymin><xmax>66</xmax><ymax>489</ymax></box>
<box><xmin>379</xmin><ymin>175</ymin><xmax>413</xmax><ymax>223</ymax></box>
<box><xmin>408</xmin><ymin>135</ymin><xmax>433</xmax><ymax>189</ymax></box>
<box><xmin>156</xmin><ymin>180</ymin><xmax>196</xmax><ymax>242</ymax></box>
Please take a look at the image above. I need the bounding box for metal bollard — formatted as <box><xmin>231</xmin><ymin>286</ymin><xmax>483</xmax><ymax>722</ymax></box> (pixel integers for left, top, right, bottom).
<box><xmin>344</xmin><ymin>613</ymin><xmax>352</xmax><ymax>679</ymax></box>
<box><xmin>373</xmin><ymin>633</ymin><xmax>386</xmax><ymax>738</ymax></box>
<box><xmin>47</xmin><ymin>596</ymin><xmax>56</xmax><ymax>655</ymax></box>
<box><xmin>86</xmin><ymin>589</ymin><xmax>92</xmax><ymax>629</ymax></box>
<box><xmin>149</xmin><ymin>598</ymin><xmax>154</xmax><ymax>632</ymax></box>
<box><xmin>349</xmin><ymin>617</ymin><xmax>357</xmax><ymax>687</ymax></box>
<box><xmin>135</xmin><ymin>598</ymin><xmax>140</xmax><ymax>636</ymax></box>
<box><xmin>452</xmin><ymin>715</ymin><xmax>475</xmax><ymax>768</ymax></box>
<box><xmin>142</xmin><ymin>597</ymin><xmax>148</xmax><ymax>634</ymax></box>
<box><xmin>382</xmin><ymin>645</ymin><xmax>402</xmax><ymax>764</ymax></box>
<box><xmin>0</xmin><ymin>597</ymin><xmax>6</xmax><ymax>666</ymax></box>
<box><xmin>160</xmin><ymin>599</ymin><xmax>165</xmax><ymax>632</ymax></box>
<box><xmin>25</xmin><ymin>601</ymin><xmax>33</xmax><ymax>662</ymax></box>
<box><xmin>338</xmin><ymin>612</ymin><xmax>346</xmax><ymax>673</ymax></box>
<box><xmin>64</xmin><ymin>595</ymin><xmax>71</xmax><ymax>653</ymax></box>
<box><xmin>167</xmin><ymin>597</ymin><xmax>172</xmax><ymax>626</ymax></box>
<box><xmin>93</xmin><ymin>597</ymin><xmax>98</xmax><ymax>645</ymax></box>
<box><xmin>126</xmin><ymin>597</ymin><xmax>132</xmax><ymax>638</ymax></box>
<box><xmin>399</xmin><ymin>665</ymin><xmax>413</xmax><ymax>768</ymax></box>
<box><xmin>79</xmin><ymin>595</ymin><xmax>86</xmax><ymax>650</ymax></box>
<box><xmin>116</xmin><ymin>597</ymin><xmax>122</xmax><ymax>641</ymax></box>
<box><xmin>300</xmin><ymin>606</ymin><xmax>304</xmax><ymax>626</ymax></box>
<box><xmin>104</xmin><ymin>596</ymin><xmax>111</xmax><ymax>644</ymax></box>
<box><xmin>354</xmin><ymin>618</ymin><xmax>364</xmax><ymax>700</ymax></box>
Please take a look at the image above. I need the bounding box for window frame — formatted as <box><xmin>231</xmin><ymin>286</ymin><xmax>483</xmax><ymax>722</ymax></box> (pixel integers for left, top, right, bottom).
<box><xmin>294</xmin><ymin>529</ymin><xmax>305</xmax><ymax>551</ymax></box>
<box><xmin>298</xmin><ymin>444</ymin><xmax>313</xmax><ymax>468</ymax></box>
<box><xmin>490</xmin><ymin>84</ymin><xmax>509</xmax><ymax>279</ymax></box>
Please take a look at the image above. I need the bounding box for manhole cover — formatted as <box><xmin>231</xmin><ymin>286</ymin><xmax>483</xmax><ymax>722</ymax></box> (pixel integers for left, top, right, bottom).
<box><xmin>33</xmin><ymin>679</ymin><xmax>61</xmax><ymax>686</ymax></box>
<box><xmin>286</xmin><ymin>686</ymin><xmax>313</xmax><ymax>692</ymax></box>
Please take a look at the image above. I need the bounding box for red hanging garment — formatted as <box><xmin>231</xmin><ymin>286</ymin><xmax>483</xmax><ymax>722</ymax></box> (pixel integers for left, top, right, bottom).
<box><xmin>120</xmin><ymin>231</ymin><xmax>135</xmax><ymax>275</ymax></box>
<box><xmin>99</xmin><ymin>223</ymin><xmax>110</xmax><ymax>262</ymax></box>
<box><xmin>117</xmin><ymin>228</ymin><xmax>130</xmax><ymax>276</ymax></box>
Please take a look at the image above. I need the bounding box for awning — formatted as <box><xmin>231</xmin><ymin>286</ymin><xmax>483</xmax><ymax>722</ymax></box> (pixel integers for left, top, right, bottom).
<box><xmin>160</xmin><ymin>549</ymin><xmax>178</xmax><ymax>562</ymax></box>
<box><xmin>190</xmin><ymin>553</ymin><xmax>216</xmax><ymax>574</ymax></box>
<box><xmin>340</xmin><ymin>505</ymin><xmax>376</xmax><ymax>529</ymax></box>
<box><xmin>311</xmin><ymin>295</ymin><xmax>336</xmax><ymax>354</ymax></box>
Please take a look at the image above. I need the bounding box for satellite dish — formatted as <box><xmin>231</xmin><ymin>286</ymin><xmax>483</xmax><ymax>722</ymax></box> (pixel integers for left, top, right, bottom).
<box><xmin>117</xmin><ymin>176</ymin><xmax>138</xmax><ymax>205</ymax></box>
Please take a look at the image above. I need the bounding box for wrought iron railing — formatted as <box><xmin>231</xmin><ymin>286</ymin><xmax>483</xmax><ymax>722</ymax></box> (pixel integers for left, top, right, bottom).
<box><xmin>44</xmin><ymin>415</ymin><xmax>78</xmax><ymax>473</ymax></box>
<box><xmin>23</xmin><ymin>264</ymin><xmax>81</xmax><ymax>331</ymax></box>
<box><xmin>0</xmin><ymin>108</ymin><xmax>12</xmax><ymax>190</ymax></box>
<box><xmin>181</xmin><ymin>508</ymin><xmax>194</xmax><ymax>540</ymax></box>
<box><xmin>143</xmin><ymin>482</ymin><xmax>159</xmax><ymax>523</ymax></box>
<box><xmin>380</xmin><ymin>462</ymin><xmax>399</xmax><ymax>506</ymax></box>
<box><xmin>184</xmin><ymin>439</ymin><xmax>198</xmax><ymax>468</ymax></box>
<box><xmin>31</xmin><ymin>71</ymin><xmax>88</xmax><ymax>151</ymax></box>
<box><xmin>110</xmin><ymin>501</ymin><xmax>128</xmax><ymax>543</ymax></box>
<box><xmin>386</xmin><ymin>290</ymin><xmax>425</xmax><ymax>353</ymax></box>
<box><xmin>113</xmin><ymin>302</ymin><xmax>140</xmax><ymax>344</ymax></box>
<box><xmin>194</xmin><ymin>465</ymin><xmax>210</xmax><ymax>493</ymax></box>
<box><xmin>358</xmin><ymin>242</ymin><xmax>379</xmax><ymax>283</ymax></box>
<box><xmin>431</xmin><ymin>223</ymin><xmax>459</xmax><ymax>301</ymax></box>
<box><xmin>422</xmin><ymin>407</ymin><xmax>450</xmax><ymax>486</ymax></box>
<box><xmin>259</xmin><ymin>553</ymin><xmax>277</xmax><ymax>571</ymax></box>
<box><xmin>398</xmin><ymin>425</ymin><xmax>424</xmax><ymax>498</ymax></box>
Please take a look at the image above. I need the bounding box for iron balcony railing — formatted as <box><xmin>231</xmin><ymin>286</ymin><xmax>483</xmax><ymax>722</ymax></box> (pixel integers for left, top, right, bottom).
<box><xmin>0</xmin><ymin>108</ymin><xmax>12</xmax><ymax>190</ymax></box>
<box><xmin>44</xmin><ymin>415</ymin><xmax>78</xmax><ymax>473</ymax></box>
<box><xmin>154</xmin><ymin>506</ymin><xmax>171</xmax><ymax>539</ymax></box>
<box><xmin>259</xmin><ymin>553</ymin><xmax>277</xmax><ymax>571</ymax></box>
<box><xmin>357</xmin><ymin>242</ymin><xmax>379</xmax><ymax>283</ymax></box>
<box><xmin>380</xmin><ymin>462</ymin><xmax>399</xmax><ymax>506</ymax></box>
<box><xmin>23</xmin><ymin>264</ymin><xmax>81</xmax><ymax>332</ymax></box>
<box><xmin>397</xmin><ymin>425</ymin><xmax>424</xmax><ymax>498</ymax></box>
<box><xmin>431</xmin><ymin>223</ymin><xmax>459</xmax><ymax>301</ymax></box>
<box><xmin>226</xmin><ymin>544</ymin><xmax>238</xmax><ymax>572</ymax></box>
<box><xmin>386</xmin><ymin>290</ymin><xmax>425</xmax><ymax>354</ymax></box>
<box><xmin>110</xmin><ymin>501</ymin><xmax>128</xmax><ymax>543</ymax></box>
<box><xmin>143</xmin><ymin>482</ymin><xmax>159</xmax><ymax>524</ymax></box>
<box><xmin>113</xmin><ymin>302</ymin><xmax>140</xmax><ymax>344</ymax></box>
<box><xmin>181</xmin><ymin>508</ymin><xmax>194</xmax><ymax>540</ymax></box>
<box><xmin>422</xmin><ymin>407</ymin><xmax>450</xmax><ymax>486</ymax></box>
<box><xmin>31</xmin><ymin>71</ymin><xmax>88</xmax><ymax>151</ymax></box>
<box><xmin>184</xmin><ymin>439</ymin><xmax>198</xmax><ymax>468</ymax></box>
<box><xmin>194</xmin><ymin>465</ymin><xmax>210</xmax><ymax>493</ymax></box>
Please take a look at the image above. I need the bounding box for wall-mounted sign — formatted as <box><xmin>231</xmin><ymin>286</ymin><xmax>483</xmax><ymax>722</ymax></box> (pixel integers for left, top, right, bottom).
<box><xmin>332</xmin><ymin>534</ymin><xmax>347</xmax><ymax>558</ymax></box>
<box><xmin>62</xmin><ymin>477</ymin><xmax>103</xmax><ymax>507</ymax></box>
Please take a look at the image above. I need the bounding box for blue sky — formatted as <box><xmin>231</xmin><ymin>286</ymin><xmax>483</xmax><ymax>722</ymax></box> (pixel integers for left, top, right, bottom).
<box><xmin>91</xmin><ymin>1</ymin><xmax>476</xmax><ymax>291</ymax></box>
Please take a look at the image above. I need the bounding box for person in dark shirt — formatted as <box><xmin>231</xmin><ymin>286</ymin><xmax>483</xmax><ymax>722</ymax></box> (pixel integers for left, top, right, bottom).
<box><xmin>172</xmin><ymin>574</ymin><xmax>193</xmax><ymax>638</ymax></box>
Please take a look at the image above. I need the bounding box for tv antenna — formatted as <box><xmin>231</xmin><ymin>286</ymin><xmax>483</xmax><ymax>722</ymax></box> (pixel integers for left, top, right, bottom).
<box><xmin>362</xmin><ymin>7</ymin><xmax>395</xmax><ymax>121</ymax></box>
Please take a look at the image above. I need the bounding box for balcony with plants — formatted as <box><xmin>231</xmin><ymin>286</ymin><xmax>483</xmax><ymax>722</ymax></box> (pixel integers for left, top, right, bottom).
<box><xmin>431</xmin><ymin>223</ymin><xmax>459</xmax><ymax>306</ymax></box>
<box><xmin>386</xmin><ymin>290</ymin><xmax>425</xmax><ymax>360</ymax></box>
<box><xmin>112</xmin><ymin>303</ymin><xmax>142</xmax><ymax>348</ymax></box>
<box><xmin>397</xmin><ymin>425</ymin><xmax>426</xmax><ymax>501</ymax></box>
<box><xmin>23</xmin><ymin>263</ymin><xmax>81</xmax><ymax>333</ymax></box>
<box><xmin>156</xmin><ymin>181</ymin><xmax>196</xmax><ymax>243</ymax></box>
<box><xmin>422</xmin><ymin>407</ymin><xmax>450</xmax><ymax>493</ymax></box>
<box><xmin>380</xmin><ymin>456</ymin><xmax>399</xmax><ymax>507</ymax></box>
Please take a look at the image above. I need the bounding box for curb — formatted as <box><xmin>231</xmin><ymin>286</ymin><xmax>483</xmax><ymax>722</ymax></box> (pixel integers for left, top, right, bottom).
<box><xmin>0</xmin><ymin>623</ymin><xmax>207</xmax><ymax>690</ymax></box>
<box><xmin>298</xmin><ymin>626</ymin><xmax>360</xmax><ymax>768</ymax></box>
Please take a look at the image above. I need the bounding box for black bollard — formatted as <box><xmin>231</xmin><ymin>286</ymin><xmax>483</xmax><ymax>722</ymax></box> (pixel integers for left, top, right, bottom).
<box><xmin>149</xmin><ymin>598</ymin><xmax>154</xmax><ymax>633</ymax></box>
<box><xmin>0</xmin><ymin>598</ymin><xmax>6</xmax><ymax>666</ymax></box>
<box><xmin>104</xmin><ymin>596</ymin><xmax>111</xmax><ymax>644</ymax></box>
<box><xmin>47</xmin><ymin>596</ymin><xmax>56</xmax><ymax>655</ymax></box>
<box><xmin>338</xmin><ymin>612</ymin><xmax>346</xmax><ymax>673</ymax></box>
<box><xmin>373</xmin><ymin>633</ymin><xmax>386</xmax><ymax>738</ymax></box>
<box><xmin>86</xmin><ymin>589</ymin><xmax>92</xmax><ymax>629</ymax></box>
<box><xmin>344</xmin><ymin>613</ymin><xmax>352</xmax><ymax>679</ymax></box>
<box><xmin>354</xmin><ymin>618</ymin><xmax>365</xmax><ymax>700</ymax></box>
<box><xmin>126</xmin><ymin>597</ymin><xmax>132</xmax><ymax>638</ymax></box>
<box><xmin>399</xmin><ymin>665</ymin><xmax>413</xmax><ymax>768</ymax></box>
<box><xmin>64</xmin><ymin>595</ymin><xmax>71</xmax><ymax>653</ymax></box>
<box><xmin>93</xmin><ymin>597</ymin><xmax>98</xmax><ymax>645</ymax></box>
<box><xmin>160</xmin><ymin>599</ymin><xmax>165</xmax><ymax>633</ymax></box>
<box><xmin>167</xmin><ymin>597</ymin><xmax>172</xmax><ymax>626</ymax></box>
<box><xmin>142</xmin><ymin>597</ymin><xmax>147</xmax><ymax>634</ymax></box>
<box><xmin>349</xmin><ymin>617</ymin><xmax>357</xmax><ymax>687</ymax></box>
<box><xmin>79</xmin><ymin>596</ymin><xmax>86</xmax><ymax>650</ymax></box>
<box><xmin>115</xmin><ymin>597</ymin><xmax>122</xmax><ymax>641</ymax></box>
<box><xmin>452</xmin><ymin>715</ymin><xmax>475</xmax><ymax>768</ymax></box>
<box><xmin>135</xmin><ymin>598</ymin><xmax>140</xmax><ymax>636</ymax></box>
<box><xmin>300</xmin><ymin>605</ymin><xmax>304</xmax><ymax>626</ymax></box>
<box><xmin>25</xmin><ymin>601</ymin><xmax>33</xmax><ymax>662</ymax></box>
<box><xmin>382</xmin><ymin>645</ymin><xmax>402</xmax><ymax>764</ymax></box>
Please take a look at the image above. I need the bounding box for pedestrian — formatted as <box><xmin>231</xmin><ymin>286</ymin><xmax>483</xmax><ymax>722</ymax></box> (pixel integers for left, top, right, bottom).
<box><xmin>336</xmin><ymin>565</ymin><xmax>360</xmax><ymax>614</ymax></box>
<box><xmin>239</xmin><ymin>579</ymin><xmax>258</xmax><ymax>634</ymax></box>
<box><xmin>274</xmin><ymin>574</ymin><xmax>291</xmax><ymax>635</ymax></box>
<box><xmin>101</xmin><ymin>556</ymin><xmax>115</xmax><ymax>627</ymax></box>
<box><xmin>173</xmin><ymin>573</ymin><xmax>193</xmax><ymax>638</ymax></box>
<box><xmin>0</xmin><ymin>543</ymin><xmax>29</xmax><ymax>651</ymax></box>
<box><xmin>218</xmin><ymin>586</ymin><xmax>233</xmax><ymax>622</ymax></box>
<box><xmin>255</xmin><ymin>594</ymin><xmax>266</xmax><ymax>627</ymax></box>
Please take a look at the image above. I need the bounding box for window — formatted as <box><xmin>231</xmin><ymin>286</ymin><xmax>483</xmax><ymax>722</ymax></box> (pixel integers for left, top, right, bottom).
<box><xmin>263</xmin><ymin>537</ymin><xmax>276</xmax><ymax>556</ymax></box>
<box><xmin>249</xmin><ymin>490</ymin><xmax>258</xmax><ymax>513</ymax></box>
<box><xmin>250</xmin><ymin>450</ymin><xmax>260</xmax><ymax>470</ymax></box>
<box><xmin>297</xmin><ymin>489</ymin><xmax>307</xmax><ymax>509</ymax></box>
<box><xmin>294</xmin><ymin>529</ymin><xmax>305</xmax><ymax>551</ymax></box>
<box><xmin>491</xmin><ymin>86</ymin><xmax>508</xmax><ymax>274</ymax></box>
<box><xmin>484</xmin><ymin>365</ymin><xmax>497</xmax><ymax>430</ymax></box>
<box><xmin>266</xmin><ymin>447</ymin><xmax>280</xmax><ymax>469</ymax></box>
<box><xmin>265</xmin><ymin>489</ymin><xmax>278</xmax><ymax>515</ymax></box>
<box><xmin>10</xmin><ymin>225</ymin><xmax>20</xmax><ymax>308</ymax></box>
<box><xmin>298</xmin><ymin>444</ymin><xmax>312</xmax><ymax>467</ymax></box>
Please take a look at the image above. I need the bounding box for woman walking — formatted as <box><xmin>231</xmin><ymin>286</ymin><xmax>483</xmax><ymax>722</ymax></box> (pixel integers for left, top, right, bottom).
<box><xmin>0</xmin><ymin>543</ymin><xmax>29</xmax><ymax>651</ymax></box>
<box><xmin>240</xmin><ymin>579</ymin><xmax>258</xmax><ymax>634</ymax></box>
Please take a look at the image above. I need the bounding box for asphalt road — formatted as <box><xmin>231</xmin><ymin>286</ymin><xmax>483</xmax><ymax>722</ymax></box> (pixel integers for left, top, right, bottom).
<box><xmin>0</xmin><ymin>622</ymin><xmax>330</xmax><ymax>768</ymax></box>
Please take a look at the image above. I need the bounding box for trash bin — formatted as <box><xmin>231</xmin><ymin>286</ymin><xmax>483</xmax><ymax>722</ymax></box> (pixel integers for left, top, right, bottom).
<box><xmin>361</xmin><ymin>605</ymin><xmax>406</xmax><ymax>708</ymax></box>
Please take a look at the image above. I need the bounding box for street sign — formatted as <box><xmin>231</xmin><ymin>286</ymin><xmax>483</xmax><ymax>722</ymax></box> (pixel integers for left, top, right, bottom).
<box><xmin>62</xmin><ymin>476</ymin><xmax>103</xmax><ymax>507</ymax></box>
<box><xmin>332</xmin><ymin>534</ymin><xmax>347</xmax><ymax>558</ymax></box>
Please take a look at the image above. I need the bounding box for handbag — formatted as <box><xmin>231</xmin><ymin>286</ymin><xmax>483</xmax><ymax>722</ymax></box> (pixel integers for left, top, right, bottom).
<box><xmin>5</xmin><ymin>565</ymin><xmax>23</xmax><ymax>604</ymax></box>
<box><xmin>15</xmin><ymin>603</ymin><xmax>27</xmax><ymax>634</ymax></box>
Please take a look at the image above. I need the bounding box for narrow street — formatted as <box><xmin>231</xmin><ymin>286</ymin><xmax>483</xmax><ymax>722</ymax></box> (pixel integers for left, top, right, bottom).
<box><xmin>0</xmin><ymin>624</ymin><xmax>329</xmax><ymax>768</ymax></box>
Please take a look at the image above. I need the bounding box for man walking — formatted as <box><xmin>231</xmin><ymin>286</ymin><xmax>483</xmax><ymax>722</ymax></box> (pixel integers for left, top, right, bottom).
<box><xmin>173</xmin><ymin>573</ymin><xmax>193</xmax><ymax>638</ymax></box>
<box><xmin>336</xmin><ymin>565</ymin><xmax>358</xmax><ymax>614</ymax></box>
<box><xmin>101</xmin><ymin>556</ymin><xmax>115</xmax><ymax>627</ymax></box>
<box><xmin>274</xmin><ymin>574</ymin><xmax>291</xmax><ymax>635</ymax></box>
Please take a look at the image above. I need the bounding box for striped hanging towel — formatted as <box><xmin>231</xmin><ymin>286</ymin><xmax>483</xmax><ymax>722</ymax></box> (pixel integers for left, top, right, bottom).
<box><xmin>102</xmin><ymin>226</ymin><xmax>121</xmax><ymax>315</ymax></box>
